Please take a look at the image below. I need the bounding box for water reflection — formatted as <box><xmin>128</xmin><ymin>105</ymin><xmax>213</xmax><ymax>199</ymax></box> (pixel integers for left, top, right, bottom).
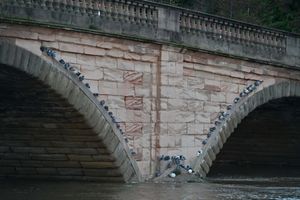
<box><xmin>1</xmin><ymin>178</ymin><xmax>300</xmax><ymax>200</ymax></box>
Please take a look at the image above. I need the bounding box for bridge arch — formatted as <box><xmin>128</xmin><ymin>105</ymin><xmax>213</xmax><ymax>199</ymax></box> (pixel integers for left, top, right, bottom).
<box><xmin>193</xmin><ymin>80</ymin><xmax>300</xmax><ymax>178</ymax></box>
<box><xmin>0</xmin><ymin>40</ymin><xmax>142</xmax><ymax>182</ymax></box>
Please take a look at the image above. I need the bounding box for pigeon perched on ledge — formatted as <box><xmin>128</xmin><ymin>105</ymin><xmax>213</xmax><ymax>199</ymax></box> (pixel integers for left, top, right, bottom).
<box><xmin>234</xmin><ymin>97</ymin><xmax>240</xmax><ymax>103</ymax></box>
<box><xmin>209</xmin><ymin>127</ymin><xmax>216</xmax><ymax>132</ymax></box>
<box><xmin>254</xmin><ymin>80</ymin><xmax>263</xmax><ymax>86</ymax></box>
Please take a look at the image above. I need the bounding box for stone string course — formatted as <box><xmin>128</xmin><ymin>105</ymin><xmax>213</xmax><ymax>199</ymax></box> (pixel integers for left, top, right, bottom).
<box><xmin>1</xmin><ymin>24</ymin><xmax>300</xmax><ymax>179</ymax></box>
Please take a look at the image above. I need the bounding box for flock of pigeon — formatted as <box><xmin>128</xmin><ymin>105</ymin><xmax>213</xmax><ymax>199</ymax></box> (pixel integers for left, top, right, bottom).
<box><xmin>201</xmin><ymin>79</ymin><xmax>263</xmax><ymax>146</ymax></box>
<box><xmin>40</xmin><ymin>46</ymin><xmax>263</xmax><ymax>178</ymax></box>
<box><xmin>40</xmin><ymin>47</ymin><xmax>132</xmax><ymax>152</ymax></box>
<box><xmin>158</xmin><ymin>155</ymin><xmax>194</xmax><ymax>177</ymax></box>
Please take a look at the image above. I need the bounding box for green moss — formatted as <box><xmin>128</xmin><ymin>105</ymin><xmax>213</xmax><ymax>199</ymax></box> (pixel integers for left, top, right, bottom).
<box><xmin>89</xmin><ymin>24</ymin><xmax>98</xmax><ymax>30</ymax></box>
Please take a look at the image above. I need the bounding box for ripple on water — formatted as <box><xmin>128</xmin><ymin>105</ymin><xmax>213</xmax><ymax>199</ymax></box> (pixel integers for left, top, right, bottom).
<box><xmin>1</xmin><ymin>178</ymin><xmax>300</xmax><ymax>200</ymax></box>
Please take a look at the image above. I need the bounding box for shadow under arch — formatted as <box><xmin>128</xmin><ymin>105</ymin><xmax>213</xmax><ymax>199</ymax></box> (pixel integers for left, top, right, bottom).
<box><xmin>193</xmin><ymin>79</ymin><xmax>300</xmax><ymax>178</ymax></box>
<box><xmin>0</xmin><ymin>40</ymin><xmax>142</xmax><ymax>182</ymax></box>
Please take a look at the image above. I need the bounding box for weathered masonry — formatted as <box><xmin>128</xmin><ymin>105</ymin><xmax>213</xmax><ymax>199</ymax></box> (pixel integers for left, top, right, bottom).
<box><xmin>0</xmin><ymin>0</ymin><xmax>300</xmax><ymax>181</ymax></box>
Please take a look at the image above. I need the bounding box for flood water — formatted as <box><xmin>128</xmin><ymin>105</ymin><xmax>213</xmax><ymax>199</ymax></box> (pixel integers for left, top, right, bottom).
<box><xmin>1</xmin><ymin>178</ymin><xmax>300</xmax><ymax>200</ymax></box>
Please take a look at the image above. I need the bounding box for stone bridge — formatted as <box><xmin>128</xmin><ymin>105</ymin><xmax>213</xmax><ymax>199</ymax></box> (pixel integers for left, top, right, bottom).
<box><xmin>0</xmin><ymin>0</ymin><xmax>300</xmax><ymax>181</ymax></box>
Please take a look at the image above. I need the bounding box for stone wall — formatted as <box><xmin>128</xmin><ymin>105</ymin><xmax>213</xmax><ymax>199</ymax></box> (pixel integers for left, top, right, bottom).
<box><xmin>1</xmin><ymin>24</ymin><xmax>300</xmax><ymax>178</ymax></box>
<box><xmin>158</xmin><ymin>45</ymin><xmax>300</xmax><ymax>168</ymax></box>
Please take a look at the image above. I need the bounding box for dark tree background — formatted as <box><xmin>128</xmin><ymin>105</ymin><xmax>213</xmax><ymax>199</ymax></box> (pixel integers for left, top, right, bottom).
<box><xmin>152</xmin><ymin>0</ymin><xmax>300</xmax><ymax>33</ymax></box>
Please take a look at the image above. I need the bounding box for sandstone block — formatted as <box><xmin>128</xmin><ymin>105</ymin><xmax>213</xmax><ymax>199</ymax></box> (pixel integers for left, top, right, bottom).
<box><xmin>80</xmin><ymin>161</ymin><xmax>115</xmax><ymax>169</ymax></box>
<box><xmin>211</xmin><ymin>92</ymin><xmax>226</xmax><ymax>102</ymax></box>
<box><xmin>103</xmin><ymin>68</ymin><xmax>123</xmax><ymax>82</ymax></box>
<box><xmin>168</xmin><ymin>123</ymin><xmax>187</xmax><ymax>135</ymax></box>
<box><xmin>134</xmin><ymin>61</ymin><xmax>152</xmax><ymax>73</ymax></box>
<box><xmin>124</xmin><ymin>52</ymin><xmax>141</xmax><ymax>60</ymax></box>
<box><xmin>167</xmin><ymin>99</ymin><xmax>187</xmax><ymax>111</ymax></box>
<box><xmin>123</xmin><ymin>71</ymin><xmax>143</xmax><ymax>84</ymax></box>
<box><xmin>161</xmin><ymin>86</ymin><xmax>182</xmax><ymax>99</ymax></box>
<box><xmin>141</xmin><ymin>55</ymin><xmax>157</xmax><ymax>62</ymax></box>
<box><xmin>37</xmin><ymin>168</ymin><xmax>58</xmax><ymax>175</ymax></box>
<box><xmin>16</xmin><ymin>39</ymin><xmax>41</xmax><ymax>56</ymax></box>
<box><xmin>84</xmin><ymin>46</ymin><xmax>106</xmax><ymax>56</ymax></box>
<box><xmin>42</xmin><ymin>41</ymin><xmax>59</xmax><ymax>49</ymax></box>
<box><xmin>195</xmin><ymin>112</ymin><xmax>211</xmax><ymax>123</ymax></box>
<box><xmin>159</xmin><ymin>135</ymin><xmax>176</xmax><ymax>148</ymax></box>
<box><xmin>204</xmin><ymin>79</ymin><xmax>221</xmax><ymax>92</ymax></box>
<box><xmin>81</xmin><ymin>67</ymin><xmax>103</xmax><ymax>80</ymax></box>
<box><xmin>125</xmin><ymin>96</ymin><xmax>143</xmax><ymax>110</ymax></box>
<box><xmin>59</xmin><ymin>42</ymin><xmax>84</xmax><ymax>53</ymax></box>
<box><xmin>117</xmin><ymin>59</ymin><xmax>134</xmax><ymax>70</ymax></box>
<box><xmin>58</xmin><ymin>168</ymin><xmax>83</xmax><ymax>176</ymax></box>
<box><xmin>96</xmin><ymin>57</ymin><xmax>117</xmax><ymax>68</ymax></box>
<box><xmin>187</xmin><ymin>123</ymin><xmax>204</xmax><ymax>135</ymax></box>
<box><xmin>31</xmin><ymin>154</ymin><xmax>68</xmax><ymax>161</ymax></box>
<box><xmin>107</xmin><ymin>49</ymin><xmax>124</xmax><ymax>58</ymax></box>
<box><xmin>203</xmin><ymin>102</ymin><xmax>220</xmax><ymax>112</ymax></box>
<box><xmin>160</xmin><ymin>111</ymin><xmax>194</xmax><ymax>123</ymax></box>
<box><xmin>181</xmin><ymin>135</ymin><xmax>195</xmax><ymax>147</ymax></box>
<box><xmin>77</xmin><ymin>54</ymin><xmax>96</xmax><ymax>66</ymax></box>
<box><xmin>0</xmin><ymin>27</ymin><xmax>38</xmax><ymax>40</ymax></box>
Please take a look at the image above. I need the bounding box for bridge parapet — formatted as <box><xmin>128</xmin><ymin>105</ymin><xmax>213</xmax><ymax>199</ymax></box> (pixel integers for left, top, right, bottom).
<box><xmin>0</xmin><ymin>0</ymin><xmax>299</xmax><ymax>68</ymax></box>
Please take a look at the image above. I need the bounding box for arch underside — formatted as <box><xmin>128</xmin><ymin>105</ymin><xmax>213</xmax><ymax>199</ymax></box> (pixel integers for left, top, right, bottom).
<box><xmin>0</xmin><ymin>41</ymin><xmax>141</xmax><ymax>182</ymax></box>
<box><xmin>209</xmin><ymin>97</ymin><xmax>300</xmax><ymax>177</ymax></box>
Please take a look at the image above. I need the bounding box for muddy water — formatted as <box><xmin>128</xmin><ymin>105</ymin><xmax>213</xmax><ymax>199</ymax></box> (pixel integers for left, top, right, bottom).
<box><xmin>1</xmin><ymin>178</ymin><xmax>300</xmax><ymax>200</ymax></box>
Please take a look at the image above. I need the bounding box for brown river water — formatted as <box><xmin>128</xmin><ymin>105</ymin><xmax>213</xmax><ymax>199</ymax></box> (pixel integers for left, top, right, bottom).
<box><xmin>1</xmin><ymin>178</ymin><xmax>300</xmax><ymax>200</ymax></box>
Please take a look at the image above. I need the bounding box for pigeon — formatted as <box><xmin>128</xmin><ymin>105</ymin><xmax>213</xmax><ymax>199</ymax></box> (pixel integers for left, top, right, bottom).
<box><xmin>209</xmin><ymin>127</ymin><xmax>216</xmax><ymax>132</ymax></box>
<box><xmin>160</xmin><ymin>155</ymin><xmax>165</xmax><ymax>161</ymax></box>
<box><xmin>234</xmin><ymin>97</ymin><xmax>240</xmax><ymax>103</ymax></box>
<box><xmin>247</xmin><ymin>84</ymin><xmax>256</xmax><ymax>92</ymax></box>
<box><xmin>243</xmin><ymin>88</ymin><xmax>250</xmax><ymax>94</ymax></box>
<box><xmin>202</xmin><ymin>140</ymin><xmax>207</xmax><ymax>145</ymax></box>
<box><xmin>179</xmin><ymin>155</ymin><xmax>186</xmax><ymax>160</ymax></box>
<box><xmin>254</xmin><ymin>80</ymin><xmax>263</xmax><ymax>86</ymax></box>
<box><xmin>227</xmin><ymin>105</ymin><xmax>232</xmax><ymax>110</ymax></box>
<box><xmin>85</xmin><ymin>83</ymin><xmax>90</xmax><ymax>88</ymax></box>
<box><xmin>40</xmin><ymin>46</ymin><xmax>47</xmax><ymax>52</ymax></box>
<box><xmin>99</xmin><ymin>100</ymin><xmax>105</xmax><ymax>106</ymax></box>
<box><xmin>218</xmin><ymin>114</ymin><xmax>225</xmax><ymax>121</ymax></box>
<box><xmin>220</xmin><ymin>111</ymin><xmax>229</xmax><ymax>118</ymax></box>
<box><xmin>69</xmin><ymin>67</ymin><xmax>81</xmax><ymax>76</ymax></box>
<box><xmin>130</xmin><ymin>149</ymin><xmax>137</xmax><ymax>156</ymax></box>
<box><xmin>197</xmin><ymin>150</ymin><xmax>203</xmax><ymax>156</ymax></box>
<box><xmin>111</xmin><ymin>116</ymin><xmax>116</xmax><ymax>123</ymax></box>
<box><xmin>59</xmin><ymin>59</ymin><xmax>65</xmax><ymax>65</ymax></box>
<box><xmin>108</xmin><ymin>111</ymin><xmax>113</xmax><ymax>116</ymax></box>
<box><xmin>239</xmin><ymin>91</ymin><xmax>247</xmax><ymax>97</ymax></box>
<box><xmin>93</xmin><ymin>93</ymin><xmax>99</xmax><ymax>97</ymax></box>
<box><xmin>169</xmin><ymin>173</ymin><xmax>176</xmax><ymax>178</ymax></box>
<box><xmin>207</xmin><ymin>132</ymin><xmax>212</xmax><ymax>138</ymax></box>
<box><xmin>79</xmin><ymin>75</ymin><xmax>85</xmax><ymax>81</ymax></box>
<box><xmin>164</xmin><ymin>156</ymin><xmax>170</xmax><ymax>161</ymax></box>
<box><xmin>124</xmin><ymin>137</ymin><xmax>129</xmax><ymax>143</ymax></box>
<box><xmin>215</xmin><ymin>120</ymin><xmax>221</xmax><ymax>126</ymax></box>
<box><xmin>64</xmin><ymin>63</ymin><xmax>70</xmax><ymax>70</ymax></box>
<box><xmin>104</xmin><ymin>106</ymin><xmax>109</xmax><ymax>111</ymax></box>
<box><xmin>46</xmin><ymin>49</ymin><xmax>56</xmax><ymax>58</ymax></box>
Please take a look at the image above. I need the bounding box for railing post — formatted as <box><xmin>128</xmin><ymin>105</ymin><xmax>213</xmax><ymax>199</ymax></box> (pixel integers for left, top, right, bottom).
<box><xmin>157</xmin><ymin>7</ymin><xmax>180</xmax><ymax>33</ymax></box>
<box><xmin>286</xmin><ymin>36</ymin><xmax>300</xmax><ymax>63</ymax></box>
